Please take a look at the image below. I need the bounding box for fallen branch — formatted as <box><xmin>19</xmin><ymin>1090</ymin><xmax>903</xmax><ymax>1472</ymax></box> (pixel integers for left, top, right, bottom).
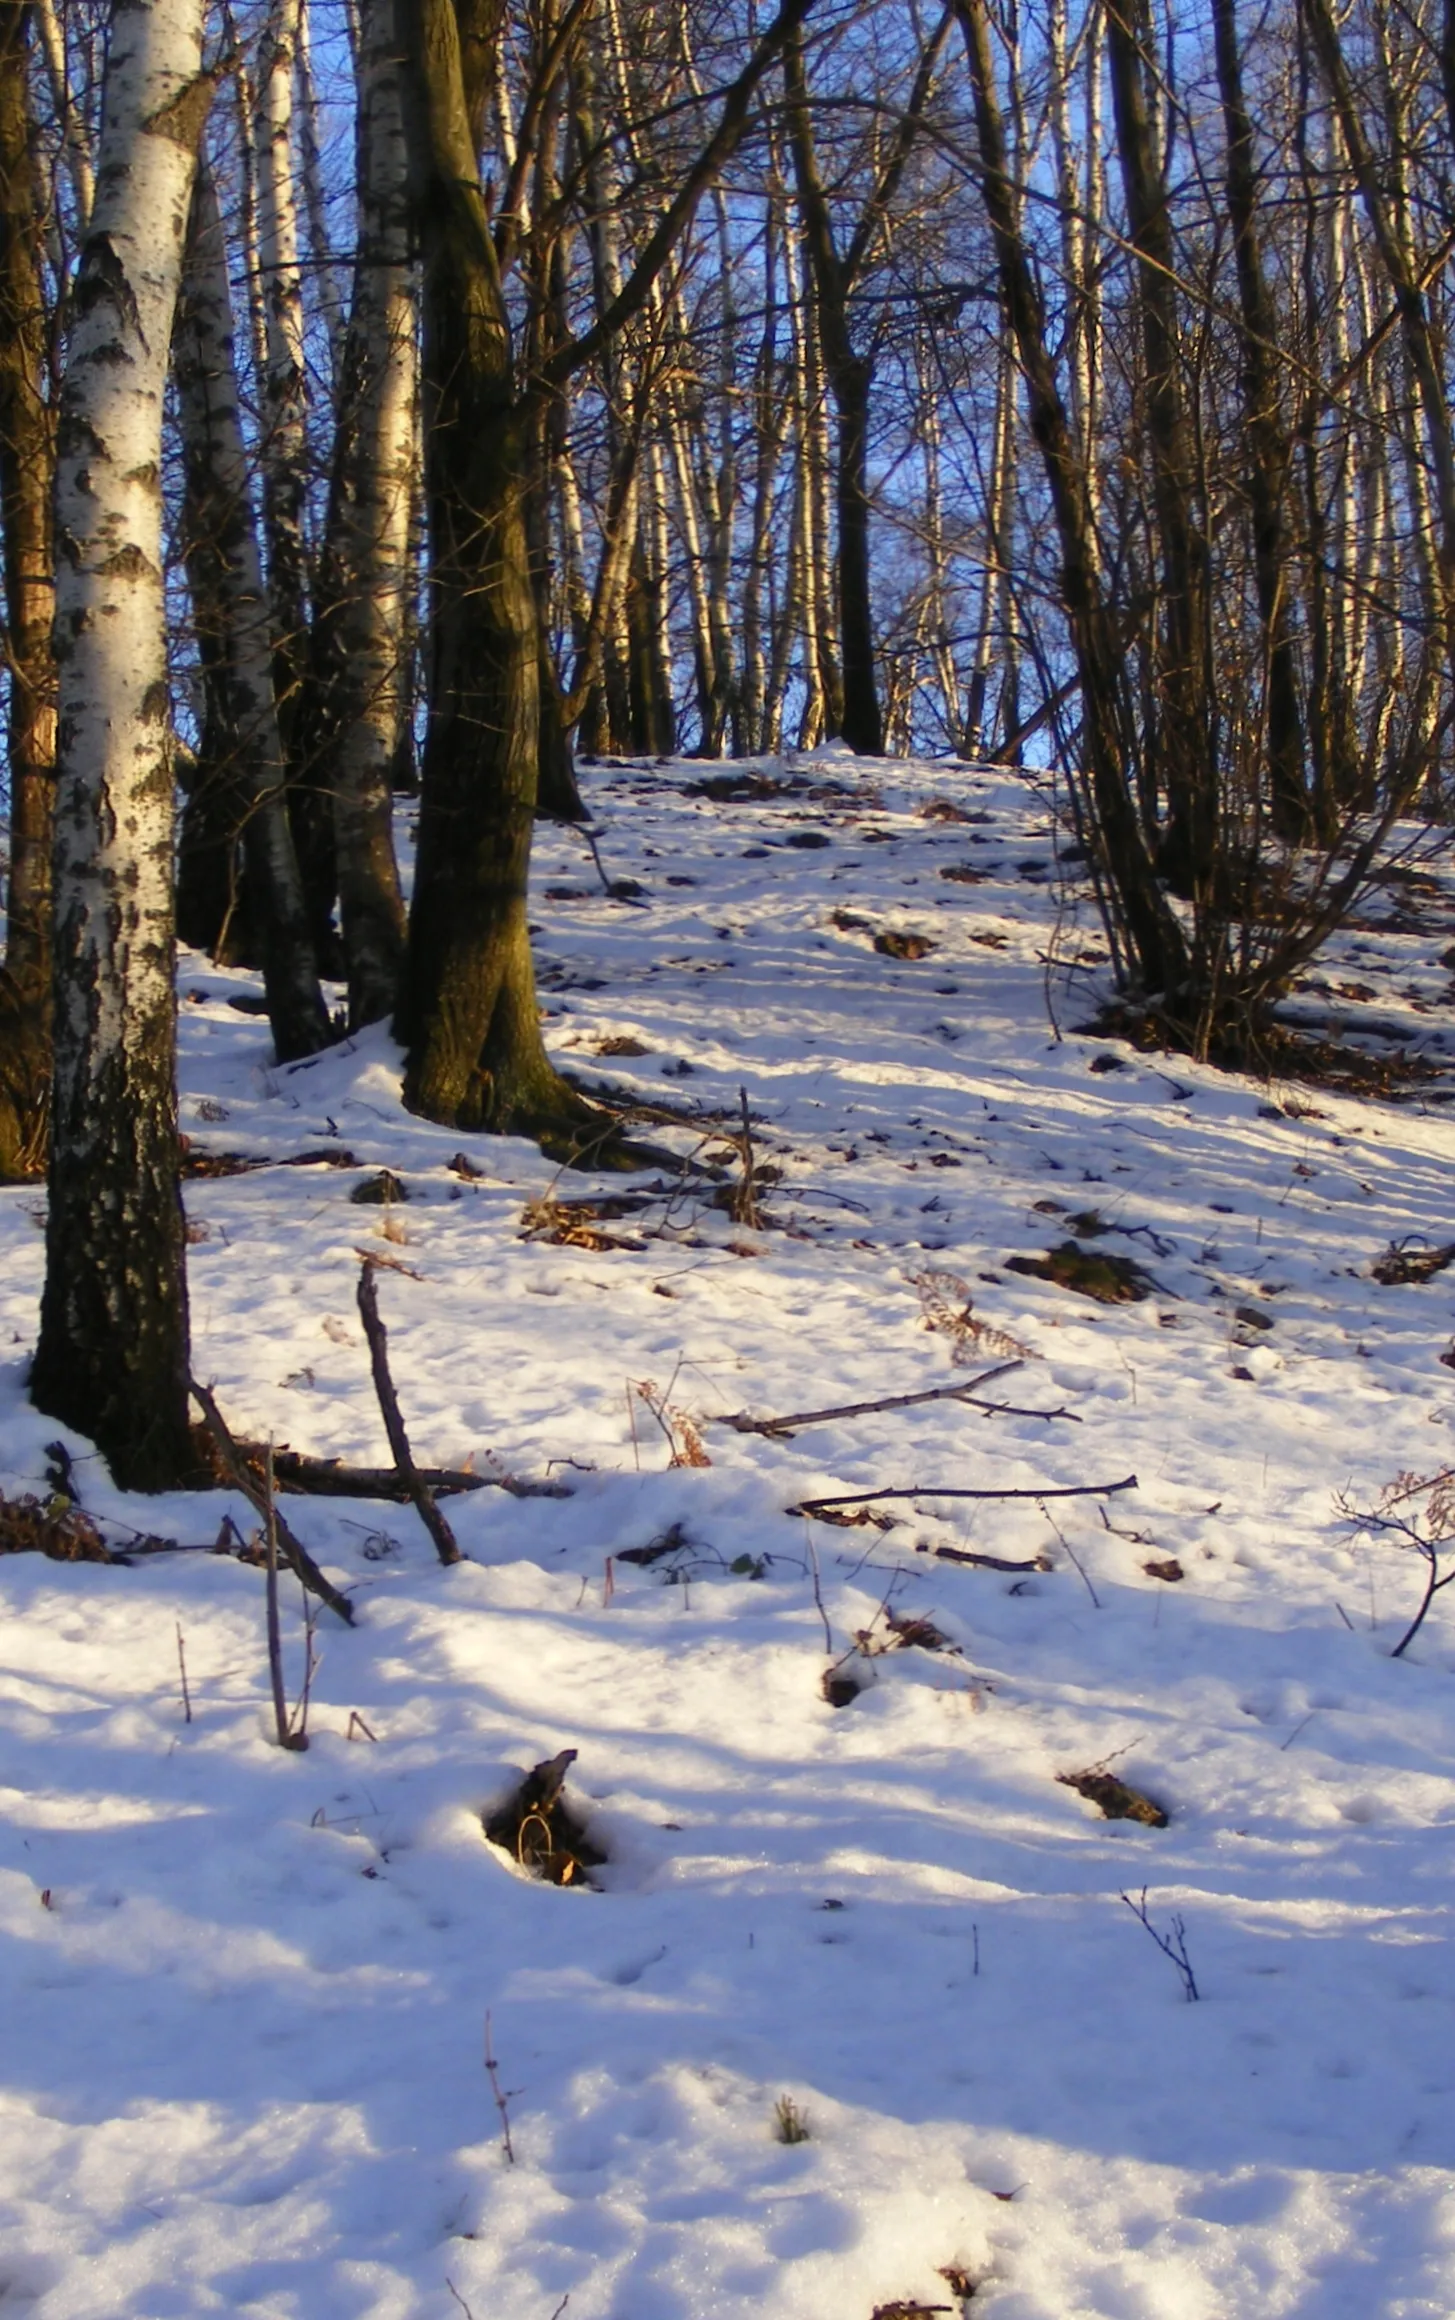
<box><xmin>790</xmin><ymin>1474</ymin><xmax>1137</xmax><ymax>1517</ymax></box>
<box><xmin>926</xmin><ymin>1544</ymin><xmax>1052</xmax><ymax>1572</ymax></box>
<box><xmin>357</xmin><ymin>1260</ymin><xmax>461</xmax><ymax>1566</ymax></box>
<box><xmin>720</xmin><ymin>1362</ymin><xmax>1081</xmax><ymax>1435</ymax></box>
<box><xmin>189</xmin><ymin>1378</ymin><xmax>355</xmax><ymax>1624</ymax></box>
<box><xmin>268</xmin><ymin>1451</ymin><xmax>570</xmax><ymax>1502</ymax></box>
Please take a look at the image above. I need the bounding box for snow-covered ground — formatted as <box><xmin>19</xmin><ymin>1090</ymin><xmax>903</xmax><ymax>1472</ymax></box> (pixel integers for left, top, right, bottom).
<box><xmin>4</xmin><ymin>750</ymin><xmax>1455</xmax><ymax>2319</ymax></box>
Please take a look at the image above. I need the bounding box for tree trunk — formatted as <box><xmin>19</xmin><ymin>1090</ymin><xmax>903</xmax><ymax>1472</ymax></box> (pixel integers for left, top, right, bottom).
<box><xmin>954</xmin><ymin>0</ymin><xmax>1188</xmax><ymax>998</ymax></box>
<box><xmin>32</xmin><ymin>0</ymin><xmax>214</xmax><ymax>1489</ymax></box>
<box><xmin>255</xmin><ymin>0</ymin><xmax>336</xmax><ymax>959</ymax></box>
<box><xmin>1106</xmin><ymin>0</ymin><xmax>1216</xmax><ymax>889</ymax></box>
<box><xmin>0</xmin><ymin>0</ymin><xmax>55</xmax><ymax>1012</ymax></box>
<box><xmin>397</xmin><ymin>0</ymin><xmax>598</xmax><ymax>1141</ymax></box>
<box><xmin>1303</xmin><ymin>0</ymin><xmax>1455</xmax><ymax>677</ymax></box>
<box><xmin>784</xmin><ymin>34</ymin><xmax>883</xmax><ymax>754</ymax></box>
<box><xmin>296</xmin><ymin>0</ymin><xmax>345</xmax><ymax>393</ymax></box>
<box><xmin>1211</xmin><ymin>0</ymin><xmax>1307</xmax><ymax>841</ymax></box>
<box><xmin>303</xmin><ymin>0</ymin><xmax>413</xmax><ymax>1025</ymax></box>
<box><xmin>34</xmin><ymin>0</ymin><xmax>91</xmax><ymax>228</ymax></box>
<box><xmin>174</xmin><ymin>147</ymin><xmax>331</xmax><ymax>1062</ymax></box>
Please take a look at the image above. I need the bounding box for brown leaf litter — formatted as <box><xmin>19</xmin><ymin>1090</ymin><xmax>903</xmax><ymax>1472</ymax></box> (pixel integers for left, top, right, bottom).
<box><xmin>1058</xmin><ymin>1769</ymin><xmax>1168</xmax><ymax>1826</ymax></box>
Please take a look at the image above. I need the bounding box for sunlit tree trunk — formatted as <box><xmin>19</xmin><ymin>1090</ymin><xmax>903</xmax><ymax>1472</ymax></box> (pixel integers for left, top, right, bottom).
<box><xmin>296</xmin><ymin>0</ymin><xmax>345</xmax><ymax>392</ymax></box>
<box><xmin>255</xmin><ymin>0</ymin><xmax>334</xmax><ymax>953</ymax></box>
<box><xmin>398</xmin><ymin>0</ymin><xmax>587</xmax><ymax>1136</ymax></box>
<box><xmin>32</xmin><ymin>0</ymin><xmax>214</xmax><ymax>1487</ymax></box>
<box><xmin>1304</xmin><ymin>0</ymin><xmax>1455</xmax><ymax>677</ymax></box>
<box><xmin>305</xmin><ymin>0</ymin><xmax>413</xmax><ymax>1026</ymax></box>
<box><xmin>1211</xmin><ymin>0</ymin><xmax>1307</xmax><ymax>839</ymax></box>
<box><xmin>34</xmin><ymin>0</ymin><xmax>91</xmax><ymax>228</ymax></box>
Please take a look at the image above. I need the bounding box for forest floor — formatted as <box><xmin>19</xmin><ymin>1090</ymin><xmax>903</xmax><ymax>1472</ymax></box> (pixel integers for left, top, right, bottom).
<box><xmin>4</xmin><ymin>750</ymin><xmax>1455</xmax><ymax>2318</ymax></box>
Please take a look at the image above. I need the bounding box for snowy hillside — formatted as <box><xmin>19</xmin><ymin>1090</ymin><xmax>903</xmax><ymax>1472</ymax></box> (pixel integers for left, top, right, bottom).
<box><xmin>3</xmin><ymin>751</ymin><xmax>1455</xmax><ymax>2319</ymax></box>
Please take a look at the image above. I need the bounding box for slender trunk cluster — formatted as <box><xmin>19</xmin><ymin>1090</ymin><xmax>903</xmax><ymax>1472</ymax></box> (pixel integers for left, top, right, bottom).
<box><xmin>174</xmin><ymin>148</ymin><xmax>330</xmax><ymax>1062</ymax></box>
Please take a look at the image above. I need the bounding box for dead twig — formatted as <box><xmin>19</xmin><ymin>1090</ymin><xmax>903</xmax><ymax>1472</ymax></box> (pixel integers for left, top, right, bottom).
<box><xmin>719</xmin><ymin>1363</ymin><xmax>1053</xmax><ymax>1435</ymax></box>
<box><xmin>484</xmin><ymin>2010</ymin><xmax>518</xmax><ymax>2163</ymax></box>
<box><xmin>356</xmin><ymin>1261</ymin><xmax>461</xmax><ymax>1566</ymax></box>
<box><xmin>791</xmin><ymin>1474</ymin><xmax>1137</xmax><ymax>1517</ymax></box>
<box><xmin>175</xmin><ymin>1623</ymin><xmax>192</xmax><ymax>1724</ymax></box>
<box><xmin>1121</xmin><ymin>1886</ymin><xmax>1199</xmax><ymax>2000</ymax></box>
<box><xmin>1337</xmin><ymin>1469</ymin><xmax>1455</xmax><ymax>1656</ymax></box>
<box><xmin>928</xmin><ymin>1544</ymin><xmax>1051</xmax><ymax>1573</ymax></box>
<box><xmin>1042</xmin><ymin>1500</ymin><xmax>1101</xmax><ymax>1607</ymax></box>
<box><xmin>807</xmin><ymin>1529</ymin><xmax>833</xmax><ymax>1650</ymax></box>
<box><xmin>189</xmin><ymin>1378</ymin><xmax>355</xmax><ymax>1623</ymax></box>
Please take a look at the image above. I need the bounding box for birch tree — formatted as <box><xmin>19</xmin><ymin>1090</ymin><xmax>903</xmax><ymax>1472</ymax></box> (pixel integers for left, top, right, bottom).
<box><xmin>302</xmin><ymin>0</ymin><xmax>414</xmax><ymax>1027</ymax></box>
<box><xmin>0</xmin><ymin>0</ymin><xmax>55</xmax><ymax>1178</ymax></box>
<box><xmin>30</xmin><ymin>0</ymin><xmax>215</xmax><ymax>1488</ymax></box>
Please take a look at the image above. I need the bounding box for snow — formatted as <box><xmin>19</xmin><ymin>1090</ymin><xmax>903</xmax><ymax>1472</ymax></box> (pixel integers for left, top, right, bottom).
<box><xmin>3</xmin><ymin>750</ymin><xmax>1455</xmax><ymax>2317</ymax></box>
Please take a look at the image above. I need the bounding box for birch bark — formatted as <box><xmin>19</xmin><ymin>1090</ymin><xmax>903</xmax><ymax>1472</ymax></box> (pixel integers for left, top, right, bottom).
<box><xmin>255</xmin><ymin>0</ymin><xmax>334</xmax><ymax>951</ymax></box>
<box><xmin>31</xmin><ymin>0</ymin><xmax>214</xmax><ymax>1487</ymax></box>
<box><xmin>305</xmin><ymin>0</ymin><xmax>413</xmax><ymax>1026</ymax></box>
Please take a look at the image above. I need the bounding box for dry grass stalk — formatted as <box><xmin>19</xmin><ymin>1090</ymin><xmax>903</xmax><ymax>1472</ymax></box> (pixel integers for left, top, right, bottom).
<box><xmin>634</xmin><ymin>1379</ymin><xmax>711</xmax><ymax>1468</ymax></box>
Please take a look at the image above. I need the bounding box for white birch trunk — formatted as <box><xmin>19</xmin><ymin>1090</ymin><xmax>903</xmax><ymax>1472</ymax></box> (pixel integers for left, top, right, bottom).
<box><xmin>315</xmin><ymin>0</ymin><xmax>414</xmax><ymax>1025</ymax></box>
<box><xmin>782</xmin><ymin>213</ymin><xmax>825</xmax><ymax>747</ymax></box>
<box><xmin>35</xmin><ymin>0</ymin><xmax>92</xmax><ymax>228</ymax></box>
<box><xmin>254</xmin><ymin>0</ymin><xmax>311</xmax><ymax>720</ymax></box>
<box><xmin>33</xmin><ymin>0</ymin><xmax>213</xmax><ymax>1487</ymax></box>
<box><xmin>296</xmin><ymin>0</ymin><xmax>345</xmax><ymax>394</ymax></box>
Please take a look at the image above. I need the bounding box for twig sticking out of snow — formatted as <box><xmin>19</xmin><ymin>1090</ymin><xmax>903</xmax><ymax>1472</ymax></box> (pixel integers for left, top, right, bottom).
<box><xmin>484</xmin><ymin>2010</ymin><xmax>518</xmax><ymax>2163</ymax></box>
<box><xmin>356</xmin><ymin>1260</ymin><xmax>461</xmax><ymax>1566</ymax></box>
<box><xmin>190</xmin><ymin>1378</ymin><xmax>355</xmax><ymax>1624</ymax></box>
<box><xmin>1121</xmin><ymin>1886</ymin><xmax>1199</xmax><ymax>2000</ymax></box>
<box><xmin>1338</xmin><ymin>1469</ymin><xmax>1455</xmax><ymax>1657</ymax></box>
